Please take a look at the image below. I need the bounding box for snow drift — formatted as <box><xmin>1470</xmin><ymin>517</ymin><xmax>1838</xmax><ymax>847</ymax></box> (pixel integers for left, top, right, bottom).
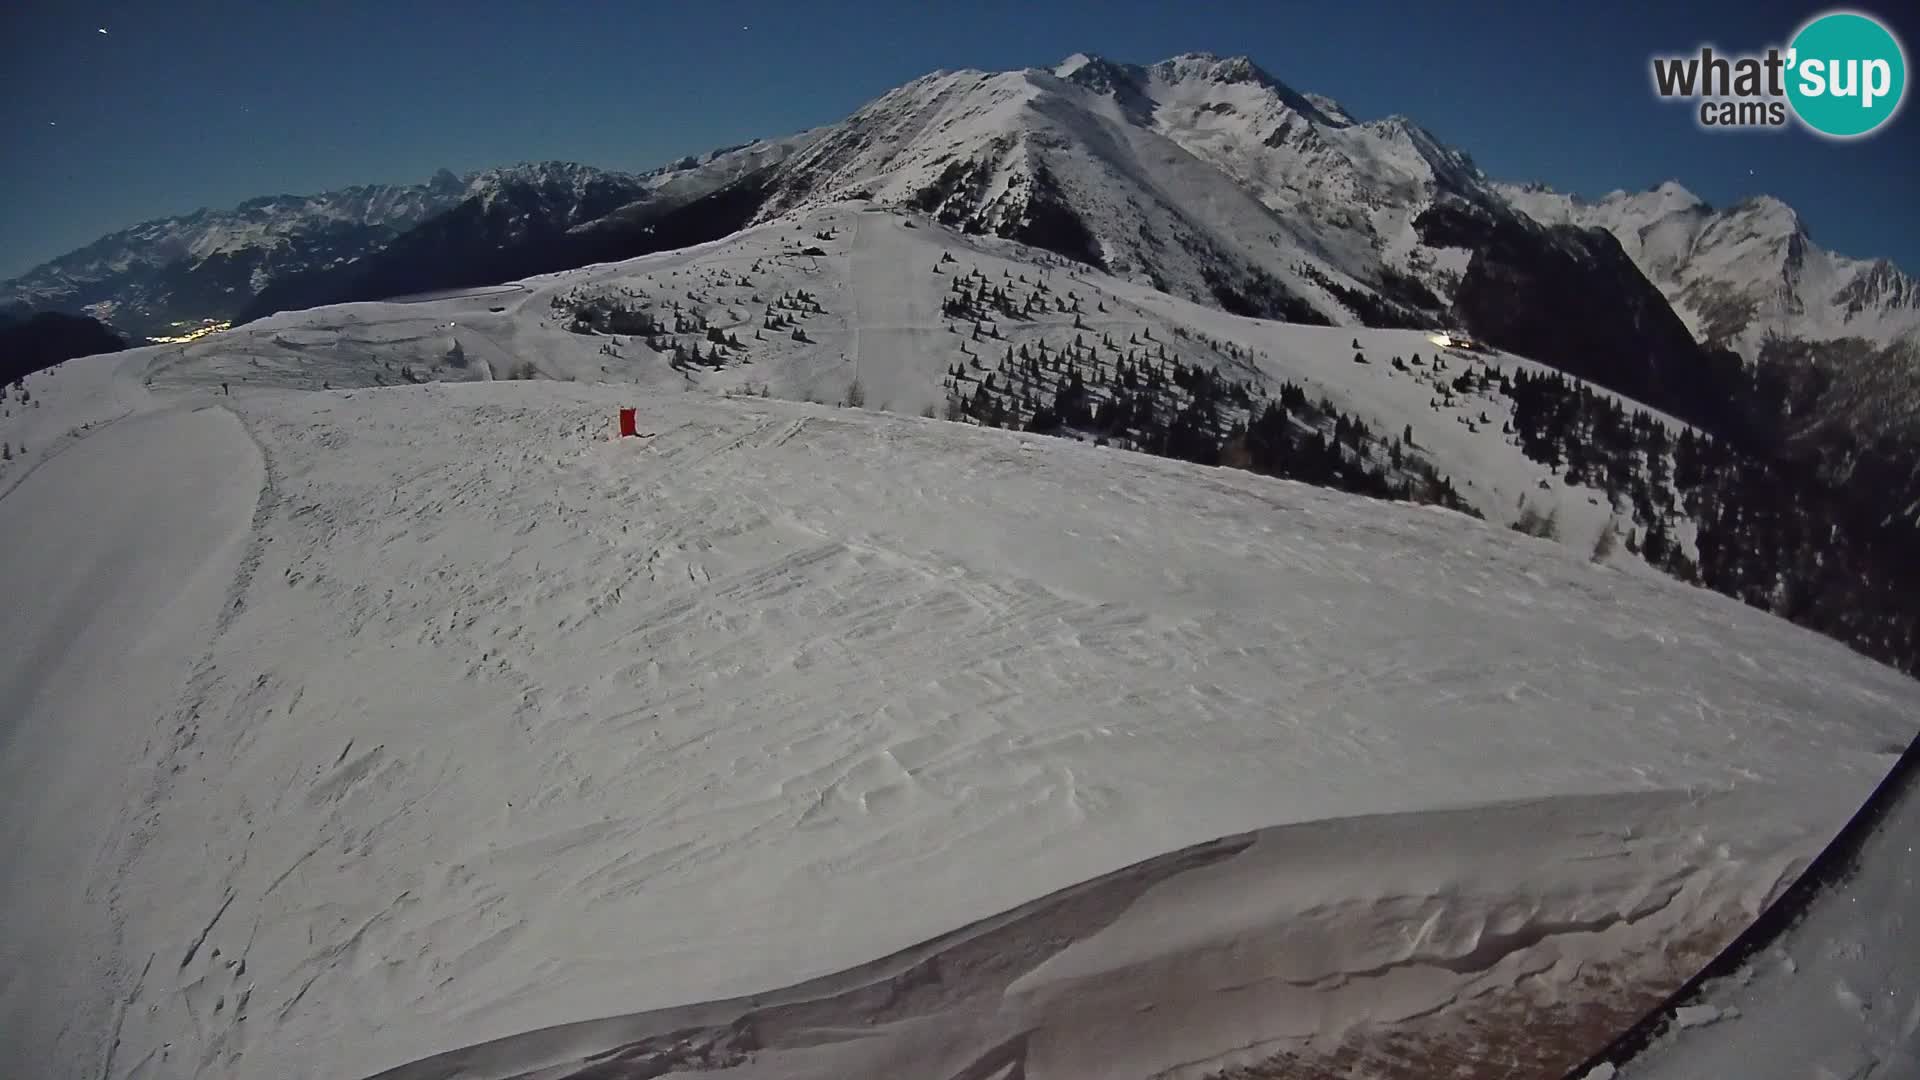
<box><xmin>368</xmin><ymin>785</ymin><xmax>1846</xmax><ymax>1080</ymax></box>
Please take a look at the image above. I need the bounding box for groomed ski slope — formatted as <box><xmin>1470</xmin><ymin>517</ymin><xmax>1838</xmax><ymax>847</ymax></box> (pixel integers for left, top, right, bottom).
<box><xmin>0</xmin><ymin>388</ymin><xmax>264</xmax><ymax>1080</ymax></box>
<box><xmin>4</xmin><ymin>344</ymin><xmax>1918</xmax><ymax>1078</ymax></box>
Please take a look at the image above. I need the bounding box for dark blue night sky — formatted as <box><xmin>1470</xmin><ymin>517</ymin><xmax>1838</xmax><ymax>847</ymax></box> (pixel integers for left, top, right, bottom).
<box><xmin>4</xmin><ymin>0</ymin><xmax>1915</xmax><ymax>278</ymax></box>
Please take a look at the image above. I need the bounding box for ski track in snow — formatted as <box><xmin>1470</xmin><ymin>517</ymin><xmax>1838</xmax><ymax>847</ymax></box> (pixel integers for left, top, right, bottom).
<box><xmin>0</xmin><ymin>397</ymin><xmax>263</xmax><ymax>1080</ymax></box>
<box><xmin>2</xmin><ymin>209</ymin><xmax>1918</xmax><ymax>1079</ymax></box>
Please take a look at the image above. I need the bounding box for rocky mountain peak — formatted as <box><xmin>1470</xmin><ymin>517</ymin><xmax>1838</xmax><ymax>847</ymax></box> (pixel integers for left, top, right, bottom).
<box><xmin>1054</xmin><ymin>53</ymin><xmax>1147</xmax><ymax>96</ymax></box>
<box><xmin>1726</xmin><ymin>193</ymin><xmax>1806</xmax><ymax>237</ymax></box>
<box><xmin>1154</xmin><ymin>52</ymin><xmax>1273</xmax><ymax>87</ymax></box>
<box><xmin>1648</xmin><ymin>179</ymin><xmax>1703</xmax><ymax>206</ymax></box>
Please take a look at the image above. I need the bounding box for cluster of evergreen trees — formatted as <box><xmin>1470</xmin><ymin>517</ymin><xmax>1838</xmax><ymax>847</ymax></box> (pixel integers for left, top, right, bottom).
<box><xmin>934</xmin><ymin>263</ymin><xmax>1471</xmax><ymax>515</ymax></box>
<box><xmin>550</xmin><ymin>273</ymin><xmax>833</xmax><ymax>376</ymax></box>
<box><xmin>1294</xmin><ymin>262</ymin><xmax>1441</xmax><ymax>330</ymax></box>
<box><xmin>1230</xmin><ymin>386</ymin><xmax>1468</xmax><ymax>509</ymax></box>
<box><xmin>1498</xmin><ymin>366</ymin><xmax>1920</xmax><ymax>675</ymax></box>
<box><xmin>555</xmin><ymin>292</ymin><xmax>663</xmax><ymax>337</ymax></box>
<box><xmin>1506</xmin><ymin>369</ymin><xmax>1683</xmax><ymax>540</ymax></box>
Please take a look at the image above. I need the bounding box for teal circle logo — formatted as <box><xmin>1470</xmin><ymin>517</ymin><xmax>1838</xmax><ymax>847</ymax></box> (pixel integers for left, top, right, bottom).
<box><xmin>1786</xmin><ymin>11</ymin><xmax>1907</xmax><ymax>138</ymax></box>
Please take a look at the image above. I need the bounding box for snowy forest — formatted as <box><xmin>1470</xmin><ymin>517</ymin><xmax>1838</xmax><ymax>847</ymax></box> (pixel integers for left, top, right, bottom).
<box><xmin>1502</xmin><ymin>366</ymin><xmax>1920</xmax><ymax>676</ymax></box>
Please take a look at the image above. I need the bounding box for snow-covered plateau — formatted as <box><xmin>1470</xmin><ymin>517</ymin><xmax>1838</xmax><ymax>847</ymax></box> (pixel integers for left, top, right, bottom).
<box><xmin>3</xmin><ymin>205</ymin><xmax>1916</xmax><ymax>1080</ymax></box>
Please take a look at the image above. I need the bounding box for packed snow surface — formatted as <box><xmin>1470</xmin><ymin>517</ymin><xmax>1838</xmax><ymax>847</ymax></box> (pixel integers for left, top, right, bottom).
<box><xmin>3</xmin><ymin>213</ymin><xmax>1918</xmax><ymax>1079</ymax></box>
<box><xmin>1619</xmin><ymin>748</ymin><xmax>1919</xmax><ymax>1080</ymax></box>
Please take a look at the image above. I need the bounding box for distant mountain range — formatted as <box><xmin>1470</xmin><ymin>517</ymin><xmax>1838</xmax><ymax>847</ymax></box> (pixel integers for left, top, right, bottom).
<box><xmin>0</xmin><ymin>143</ymin><xmax>808</xmax><ymax>342</ymax></box>
<box><xmin>2</xmin><ymin>170</ymin><xmax>470</xmax><ymax>339</ymax></box>
<box><xmin>233</xmin><ymin>141</ymin><xmax>814</xmax><ymax>327</ymax></box>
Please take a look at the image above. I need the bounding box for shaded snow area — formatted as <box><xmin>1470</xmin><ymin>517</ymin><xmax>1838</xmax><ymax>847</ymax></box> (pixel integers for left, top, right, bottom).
<box><xmin>1614</xmin><ymin>747</ymin><xmax>1919</xmax><ymax>1080</ymax></box>
<box><xmin>4</xmin><ymin>363</ymin><xmax>1916</xmax><ymax>1080</ymax></box>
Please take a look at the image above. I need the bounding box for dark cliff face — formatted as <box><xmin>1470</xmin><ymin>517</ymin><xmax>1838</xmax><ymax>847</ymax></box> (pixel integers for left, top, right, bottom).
<box><xmin>1007</xmin><ymin>167</ymin><xmax>1107</xmax><ymax>272</ymax></box>
<box><xmin>1416</xmin><ymin>197</ymin><xmax>1744</xmax><ymax>436</ymax></box>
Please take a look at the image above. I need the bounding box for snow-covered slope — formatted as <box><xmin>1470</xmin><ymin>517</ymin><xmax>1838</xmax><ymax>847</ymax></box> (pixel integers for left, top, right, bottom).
<box><xmin>456</xmin><ymin>162</ymin><xmax>643</xmax><ymax>219</ymax></box>
<box><xmin>1502</xmin><ymin>180</ymin><xmax>1920</xmax><ymax>359</ymax></box>
<box><xmin>6</xmin><ymin>209</ymin><xmax>1919</xmax><ymax>1080</ymax></box>
<box><xmin>1095</xmin><ymin>53</ymin><xmax>1486</xmax><ymax>269</ymax></box>
<box><xmin>164</xmin><ymin>204</ymin><xmax>1683</xmax><ymax>560</ymax></box>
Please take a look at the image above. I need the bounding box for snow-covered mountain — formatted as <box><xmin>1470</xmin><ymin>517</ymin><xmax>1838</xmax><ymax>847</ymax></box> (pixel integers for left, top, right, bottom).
<box><xmin>714</xmin><ymin>50</ymin><xmax>1920</xmax><ymax>459</ymax></box>
<box><xmin>28</xmin><ymin>51</ymin><xmax>1692</xmax><ymax>360</ymax></box>
<box><xmin>10</xmin><ymin>53</ymin><xmax>1920</xmax><ymax>1080</ymax></box>
<box><xmin>619</xmin><ymin>53</ymin><xmax>1715</xmax><ymax>458</ymax></box>
<box><xmin>1501</xmin><ymin>180</ymin><xmax>1920</xmax><ymax>358</ymax></box>
<box><xmin>27</xmin><ymin>51</ymin><xmax>1913</xmax><ymax>407</ymax></box>
<box><xmin>1500</xmin><ymin>179</ymin><xmax>1920</xmax><ymax>513</ymax></box>
<box><xmin>725</xmin><ymin>53</ymin><xmax>1920</xmax><ymax>443</ymax></box>
<box><xmin>747</xmin><ymin>52</ymin><xmax>1506</xmax><ymax>328</ymax></box>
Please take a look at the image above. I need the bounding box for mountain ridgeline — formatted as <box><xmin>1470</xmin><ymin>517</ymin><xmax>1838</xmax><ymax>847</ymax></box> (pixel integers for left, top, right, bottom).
<box><xmin>238</xmin><ymin>167</ymin><xmax>782</xmax><ymax>322</ymax></box>
<box><xmin>0</xmin><ymin>143</ymin><xmax>811</xmax><ymax>343</ymax></box>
